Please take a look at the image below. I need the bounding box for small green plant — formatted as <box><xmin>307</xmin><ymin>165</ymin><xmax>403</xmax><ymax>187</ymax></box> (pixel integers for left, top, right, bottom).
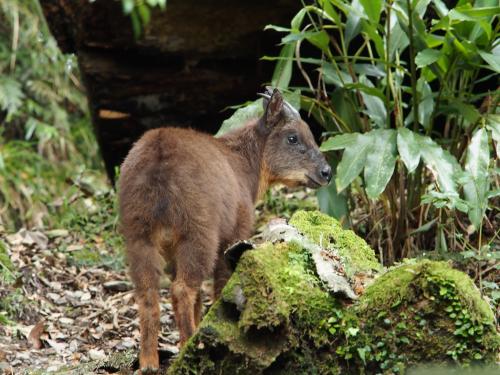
<box><xmin>428</xmin><ymin>275</ymin><xmax>492</xmax><ymax>362</ymax></box>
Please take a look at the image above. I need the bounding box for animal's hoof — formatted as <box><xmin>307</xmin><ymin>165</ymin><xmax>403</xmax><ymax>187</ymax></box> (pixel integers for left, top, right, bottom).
<box><xmin>139</xmin><ymin>366</ymin><xmax>159</xmax><ymax>374</ymax></box>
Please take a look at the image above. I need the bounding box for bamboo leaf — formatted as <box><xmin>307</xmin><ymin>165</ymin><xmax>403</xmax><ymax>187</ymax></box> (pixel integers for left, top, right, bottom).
<box><xmin>336</xmin><ymin>134</ymin><xmax>371</xmax><ymax>191</ymax></box>
<box><xmin>416</xmin><ymin>134</ymin><xmax>461</xmax><ymax>194</ymax></box>
<box><xmin>272</xmin><ymin>43</ymin><xmax>295</xmax><ymax>90</ymax></box>
<box><xmin>321</xmin><ymin>0</ymin><xmax>342</xmax><ymax>25</ymax></box>
<box><xmin>463</xmin><ymin>128</ymin><xmax>490</xmax><ymax>229</ymax></box>
<box><xmin>450</xmin><ymin>6</ymin><xmax>500</xmax><ymax>19</ymax></box>
<box><xmin>306</xmin><ymin>30</ymin><xmax>330</xmax><ymax>53</ymax></box>
<box><xmin>359</xmin><ymin>76</ymin><xmax>386</xmax><ymax>128</ymax></box>
<box><xmin>415</xmin><ymin>49</ymin><xmax>441</xmax><ymax>67</ymax></box>
<box><xmin>478</xmin><ymin>50</ymin><xmax>500</xmax><ymax>73</ymax></box>
<box><xmin>345</xmin><ymin>0</ymin><xmax>362</xmax><ymax>46</ymax></box>
<box><xmin>291</xmin><ymin>8</ymin><xmax>307</xmax><ymax>31</ymax></box>
<box><xmin>317</xmin><ymin>180</ymin><xmax>349</xmax><ymax>224</ymax></box>
<box><xmin>321</xmin><ymin>133</ymin><xmax>358</xmax><ymax>151</ymax></box>
<box><xmin>321</xmin><ymin>64</ymin><xmax>353</xmax><ymax>87</ymax></box>
<box><xmin>359</xmin><ymin>0</ymin><xmax>384</xmax><ymax>24</ymax></box>
<box><xmin>417</xmin><ymin>77</ymin><xmax>434</xmax><ymax>129</ymax></box>
<box><xmin>486</xmin><ymin>114</ymin><xmax>500</xmax><ymax>158</ymax></box>
<box><xmin>215</xmin><ymin>99</ymin><xmax>263</xmax><ymax>137</ymax></box>
<box><xmin>397</xmin><ymin>128</ymin><xmax>421</xmax><ymax>173</ymax></box>
<box><xmin>364</xmin><ymin>129</ymin><xmax>397</xmax><ymax>198</ymax></box>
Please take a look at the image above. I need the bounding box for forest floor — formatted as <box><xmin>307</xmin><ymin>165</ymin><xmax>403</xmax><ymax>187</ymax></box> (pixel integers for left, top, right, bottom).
<box><xmin>0</xmin><ymin>187</ymin><xmax>317</xmax><ymax>374</ymax></box>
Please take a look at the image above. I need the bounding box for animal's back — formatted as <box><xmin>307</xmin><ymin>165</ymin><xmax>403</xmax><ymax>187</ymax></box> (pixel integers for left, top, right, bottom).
<box><xmin>119</xmin><ymin>127</ymin><xmax>245</xmax><ymax>250</ymax></box>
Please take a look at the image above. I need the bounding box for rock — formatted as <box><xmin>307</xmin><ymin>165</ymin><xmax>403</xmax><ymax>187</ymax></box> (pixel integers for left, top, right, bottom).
<box><xmin>103</xmin><ymin>280</ymin><xmax>133</xmax><ymax>292</ymax></box>
<box><xmin>88</xmin><ymin>349</ymin><xmax>106</xmax><ymax>361</ymax></box>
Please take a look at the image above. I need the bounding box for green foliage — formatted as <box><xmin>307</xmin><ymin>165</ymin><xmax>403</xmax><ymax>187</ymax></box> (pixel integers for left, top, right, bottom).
<box><xmin>263</xmin><ymin>0</ymin><xmax>499</xmax><ymax>271</ymax></box>
<box><xmin>0</xmin><ymin>0</ymin><xmax>103</xmax><ymax>230</ymax></box>
<box><xmin>121</xmin><ymin>0</ymin><xmax>167</xmax><ymax>38</ymax></box>
<box><xmin>62</xmin><ymin>184</ymin><xmax>125</xmax><ymax>270</ymax></box>
<box><xmin>215</xmin><ymin>91</ymin><xmax>302</xmax><ymax>137</ymax></box>
<box><xmin>0</xmin><ymin>239</ymin><xmax>16</xmax><ymax>284</ymax></box>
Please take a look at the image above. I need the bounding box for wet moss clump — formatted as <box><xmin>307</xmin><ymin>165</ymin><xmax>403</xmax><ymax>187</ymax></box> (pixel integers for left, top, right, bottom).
<box><xmin>168</xmin><ymin>211</ymin><xmax>499</xmax><ymax>374</ymax></box>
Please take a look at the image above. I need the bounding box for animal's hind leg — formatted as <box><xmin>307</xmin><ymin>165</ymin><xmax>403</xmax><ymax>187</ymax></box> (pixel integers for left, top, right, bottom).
<box><xmin>171</xmin><ymin>238</ymin><xmax>216</xmax><ymax>345</ymax></box>
<box><xmin>128</xmin><ymin>240</ymin><xmax>164</xmax><ymax>372</ymax></box>
<box><xmin>171</xmin><ymin>279</ymin><xmax>202</xmax><ymax>346</ymax></box>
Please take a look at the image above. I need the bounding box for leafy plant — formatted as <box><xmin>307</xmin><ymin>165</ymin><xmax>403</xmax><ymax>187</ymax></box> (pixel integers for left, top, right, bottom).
<box><xmin>121</xmin><ymin>0</ymin><xmax>167</xmax><ymax>37</ymax></box>
<box><xmin>260</xmin><ymin>0</ymin><xmax>499</xmax><ymax>270</ymax></box>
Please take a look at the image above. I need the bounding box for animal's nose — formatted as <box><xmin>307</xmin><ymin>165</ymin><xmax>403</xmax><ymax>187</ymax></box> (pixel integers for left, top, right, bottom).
<box><xmin>320</xmin><ymin>165</ymin><xmax>332</xmax><ymax>182</ymax></box>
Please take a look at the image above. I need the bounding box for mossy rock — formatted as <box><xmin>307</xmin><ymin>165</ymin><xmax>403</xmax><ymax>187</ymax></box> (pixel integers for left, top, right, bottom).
<box><xmin>169</xmin><ymin>211</ymin><xmax>498</xmax><ymax>374</ymax></box>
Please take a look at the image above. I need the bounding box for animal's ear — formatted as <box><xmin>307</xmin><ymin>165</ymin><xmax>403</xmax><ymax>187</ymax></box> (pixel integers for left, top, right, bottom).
<box><xmin>262</xmin><ymin>88</ymin><xmax>284</xmax><ymax>127</ymax></box>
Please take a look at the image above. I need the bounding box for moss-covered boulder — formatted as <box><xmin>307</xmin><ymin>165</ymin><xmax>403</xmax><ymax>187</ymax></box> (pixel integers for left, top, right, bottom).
<box><xmin>168</xmin><ymin>211</ymin><xmax>499</xmax><ymax>374</ymax></box>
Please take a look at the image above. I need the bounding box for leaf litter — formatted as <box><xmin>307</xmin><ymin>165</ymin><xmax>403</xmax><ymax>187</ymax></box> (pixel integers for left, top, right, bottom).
<box><xmin>0</xmin><ymin>185</ymin><xmax>319</xmax><ymax>373</ymax></box>
<box><xmin>0</xmin><ymin>227</ymin><xmax>184</xmax><ymax>374</ymax></box>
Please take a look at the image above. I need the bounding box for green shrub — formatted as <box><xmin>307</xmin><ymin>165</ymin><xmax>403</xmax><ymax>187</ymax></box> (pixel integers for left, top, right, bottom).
<box><xmin>0</xmin><ymin>0</ymin><xmax>102</xmax><ymax>230</ymax></box>
<box><xmin>220</xmin><ymin>1</ymin><xmax>499</xmax><ymax>274</ymax></box>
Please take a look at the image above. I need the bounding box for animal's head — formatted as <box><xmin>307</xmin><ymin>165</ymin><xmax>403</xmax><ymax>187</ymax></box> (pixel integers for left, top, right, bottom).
<box><xmin>258</xmin><ymin>88</ymin><xmax>331</xmax><ymax>189</ymax></box>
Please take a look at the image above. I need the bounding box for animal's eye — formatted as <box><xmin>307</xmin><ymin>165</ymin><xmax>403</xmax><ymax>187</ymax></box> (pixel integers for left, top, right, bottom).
<box><xmin>287</xmin><ymin>135</ymin><xmax>298</xmax><ymax>145</ymax></box>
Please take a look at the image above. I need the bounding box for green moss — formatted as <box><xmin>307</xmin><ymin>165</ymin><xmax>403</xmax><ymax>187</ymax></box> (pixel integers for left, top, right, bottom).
<box><xmin>170</xmin><ymin>241</ymin><xmax>337</xmax><ymax>374</ymax></box>
<box><xmin>170</xmin><ymin>212</ymin><xmax>499</xmax><ymax>374</ymax></box>
<box><xmin>358</xmin><ymin>260</ymin><xmax>494</xmax><ymax>323</ymax></box>
<box><xmin>67</xmin><ymin>246</ymin><xmax>124</xmax><ymax>269</ymax></box>
<box><xmin>356</xmin><ymin>260</ymin><xmax>499</xmax><ymax>369</ymax></box>
<box><xmin>289</xmin><ymin>210</ymin><xmax>381</xmax><ymax>277</ymax></box>
<box><xmin>68</xmin><ymin>248</ymin><xmax>102</xmax><ymax>266</ymax></box>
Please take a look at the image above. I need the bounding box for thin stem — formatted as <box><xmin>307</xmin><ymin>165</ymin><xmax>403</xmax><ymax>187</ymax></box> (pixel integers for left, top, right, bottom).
<box><xmin>9</xmin><ymin>6</ymin><xmax>19</xmax><ymax>72</ymax></box>
<box><xmin>385</xmin><ymin>1</ymin><xmax>393</xmax><ymax>128</ymax></box>
<box><xmin>406</xmin><ymin>0</ymin><xmax>419</xmax><ymax>131</ymax></box>
<box><xmin>478</xmin><ymin>221</ymin><xmax>483</xmax><ymax>294</ymax></box>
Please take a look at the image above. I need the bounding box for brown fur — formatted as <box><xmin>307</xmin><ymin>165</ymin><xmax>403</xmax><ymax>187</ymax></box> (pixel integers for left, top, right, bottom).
<box><xmin>118</xmin><ymin>90</ymin><xmax>330</xmax><ymax>372</ymax></box>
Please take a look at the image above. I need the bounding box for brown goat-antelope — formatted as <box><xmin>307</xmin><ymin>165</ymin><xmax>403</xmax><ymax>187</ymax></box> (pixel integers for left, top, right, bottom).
<box><xmin>118</xmin><ymin>88</ymin><xmax>332</xmax><ymax>372</ymax></box>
